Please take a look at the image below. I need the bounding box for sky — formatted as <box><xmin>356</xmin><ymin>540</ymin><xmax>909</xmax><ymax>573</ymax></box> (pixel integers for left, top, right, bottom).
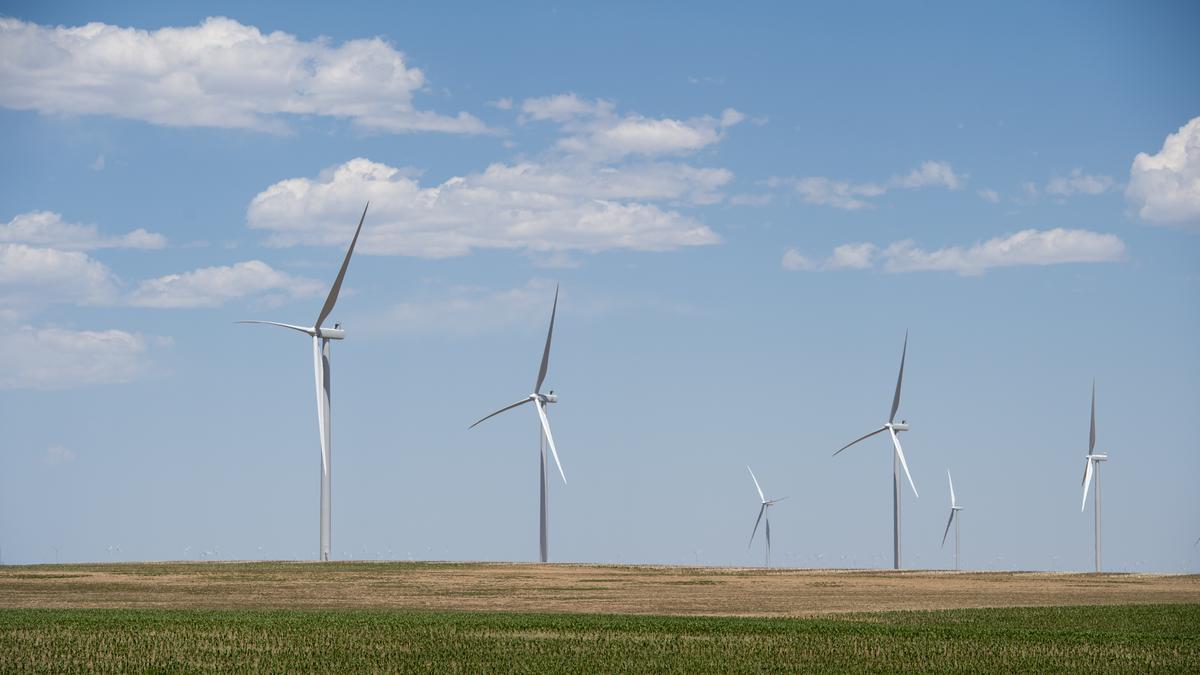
<box><xmin>1</xmin><ymin>1</ymin><xmax>1197</xmax><ymax>572</ymax></box>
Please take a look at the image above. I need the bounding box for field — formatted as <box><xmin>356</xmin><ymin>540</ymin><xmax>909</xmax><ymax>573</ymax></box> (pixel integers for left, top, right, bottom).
<box><xmin>2</xmin><ymin>562</ymin><xmax>1198</xmax><ymax>671</ymax></box>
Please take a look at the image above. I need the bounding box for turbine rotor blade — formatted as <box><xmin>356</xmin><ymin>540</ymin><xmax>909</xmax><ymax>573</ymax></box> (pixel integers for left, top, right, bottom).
<box><xmin>1081</xmin><ymin>458</ymin><xmax>1094</xmax><ymax>512</ymax></box>
<box><xmin>948</xmin><ymin>469</ymin><xmax>957</xmax><ymax>507</ymax></box>
<box><xmin>834</xmin><ymin>426</ymin><xmax>888</xmax><ymax>456</ymax></box>
<box><xmin>890</xmin><ymin>331</ymin><xmax>908</xmax><ymax>423</ymax></box>
<box><xmin>748</xmin><ymin>504</ymin><xmax>765</xmax><ymax>549</ymax></box>
<box><xmin>765</xmin><ymin>514</ymin><xmax>771</xmax><ymax>557</ymax></box>
<box><xmin>314</xmin><ymin>202</ymin><xmax>369</xmax><ymax>331</ymax></box>
<box><xmin>468</xmin><ymin>397</ymin><xmax>533</xmax><ymax>429</ymax></box>
<box><xmin>889</xmin><ymin>427</ymin><xmax>918</xmax><ymax>497</ymax></box>
<box><xmin>535</xmin><ymin>285</ymin><xmax>559</xmax><ymax>394</ymax></box>
<box><xmin>312</xmin><ymin>336</ymin><xmax>329</xmax><ymax>476</ymax></box>
<box><xmin>237</xmin><ymin>320</ymin><xmax>314</xmax><ymax>336</ymax></box>
<box><xmin>535</xmin><ymin>400</ymin><xmax>566</xmax><ymax>484</ymax></box>
<box><xmin>941</xmin><ymin>510</ymin><xmax>955</xmax><ymax>549</ymax></box>
<box><xmin>1089</xmin><ymin>380</ymin><xmax>1097</xmax><ymax>455</ymax></box>
<box><xmin>747</xmin><ymin>466</ymin><xmax>765</xmax><ymax>502</ymax></box>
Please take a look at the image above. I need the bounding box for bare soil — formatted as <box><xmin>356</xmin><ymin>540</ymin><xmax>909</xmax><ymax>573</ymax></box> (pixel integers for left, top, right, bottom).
<box><xmin>1</xmin><ymin>562</ymin><xmax>1196</xmax><ymax>617</ymax></box>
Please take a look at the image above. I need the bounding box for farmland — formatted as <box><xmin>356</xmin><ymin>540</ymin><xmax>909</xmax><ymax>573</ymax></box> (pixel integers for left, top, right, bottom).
<box><xmin>1</xmin><ymin>563</ymin><xmax>1198</xmax><ymax>671</ymax></box>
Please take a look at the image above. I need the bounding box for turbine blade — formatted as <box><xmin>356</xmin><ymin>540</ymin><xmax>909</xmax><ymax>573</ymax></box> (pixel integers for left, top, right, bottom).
<box><xmin>237</xmin><ymin>320</ymin><xmax>313</xmax><ymax>336</ymax></box>
<box><xmin>535</xmin><ymin>285</ymin><xmax>559</xmax><ymax>394</ymax></box>
<box><xmin>941</xmin><ymin>510</ymin><xmax>955</xmax><ymax>548</ymax></box>
<box><xmin>747</xmin><ymin>466</ymin><xmax>765</xmax><ymax>502</ymax></box>
<box><xmin>312</xmin><ymin>336</ymin><xmax>329</xmax><ymax>476</ymax></box>
<box><xmin>948</xmin><ymin>469</ymin><xmax>956</xmax><ymax>508</ymax></box>
<box><xmin>748</xmin><ymin>504</ymin><xmax>765</xmax><ymax>549</ymax></box>
<box><xmin>890</xmin><ymin>331</ymin><xmax>908</xmax><ymax>423</ymax></box>
<box><xmin>1081</xmin><ymin>458</ymin><xmax>1094</xmax><ymax>512</ymax></box>
<box><xmin>314</xmin><ymin>202</ymin><xmax>369</xmax><ymax>331</ymax></box>
<box><xmin>468</xmin><ymin>397</ymin><xmax>532</xmax><ymax>429</ymax></box>
<box><xmin>765</xmin><ymin>514</ymin><xmax>772</xmax><ymax>557</ymax></box>
<box><xmin>536</xmin><ymin>400</ymin><xmax>566</xmax><ymax>484</ymax></box>
<box><xmin>1089</xmin><ymin>380</ymin><xmax>1097</xmax><ymax>455</ymax></box>
<box><xmin>834</xmin><ymin>426</ymin><xmax>888</xmax><ymax>456</ymax></box>
<box><xmin>889</xmin><ymin>427</ymin><xmax>918</xmax><ymax>497</ymax></box>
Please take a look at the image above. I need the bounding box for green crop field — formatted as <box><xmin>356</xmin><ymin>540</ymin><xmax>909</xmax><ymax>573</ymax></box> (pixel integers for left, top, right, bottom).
<box><xmin>2</xmin><ymin>603</ymin><xmax>1197</xmax><ymax>673</ymax></box>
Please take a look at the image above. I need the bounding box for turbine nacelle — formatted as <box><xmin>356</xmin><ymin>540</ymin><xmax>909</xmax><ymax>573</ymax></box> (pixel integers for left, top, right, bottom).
<box><xmin>1087</xmin><ymin>453</ymin><xmax>1107</xmax><ymax>462</ymax></box>
<box><xmin>536</xmin><ymin>392</ymin><xmax>558</xmax><ymax>404</ymax></box>
<box><xmin>887</xmin><ymin>421</ymin><xmax>910</xmax><ymax>432</ymax></box>
<box><xmin>317</xmin><ymin>326</ymin><xmax>345</xmax><ymax>340</ymax></box>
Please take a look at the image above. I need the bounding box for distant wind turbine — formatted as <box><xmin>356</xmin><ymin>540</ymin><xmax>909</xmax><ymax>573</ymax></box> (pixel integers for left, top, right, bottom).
<box><xmin>834</xmin><ymin>332</ymin><xmax>918</xmax><ymax>569</ymax></box>
<box><xmin>239</xmin><ymin>202</ymin><xmax>369</xmax><ymax>562</ymax></box>
<box><xmin>746</xmin><ymin>466</ymin><xmax>787</xmax><ymax>567</ymax></box>
<box><xmin>941</xmin><ymin>469</ymin><xmax>963</xmax><ymax>570</ymax></box>
<box><xmin>469</xmin><ymin>285</ymin><xmax>566</xmax><ymax>563</ymax></box>
<box><xmin>1080</xmin><ymin>380</ymin><xmax>1109</xmax><ymax>573</ymax></box>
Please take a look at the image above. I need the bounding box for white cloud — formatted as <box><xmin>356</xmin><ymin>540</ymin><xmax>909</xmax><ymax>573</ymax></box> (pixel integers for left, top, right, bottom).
<box><xmin>0</xmin><ymin>17</ymin><xmax>487</xmax><ymax>134</ymax></box>
<box><xmin>128</xmin><ymin>260</ymin><xmax>322</xmax><ymax>308</ymax></box>
<box><xmin>44</xmin><ymin>446</ymin><xmax>77</xmax><ymax>465</ymax></box>
<box><xmin>1126</xmin><ymin>116</ymin><xmax>1200</xmax><ymax>229</ymax></box>
<box><xmin>1045</xmin><ymin>169</ymin><xmax>1115</xmax><ymax>196</ymax></box>
<box><xmin>827</xmin><ymin>243</ymin><xmax>878</xmax><ymax>270</ymax></box>
<box><xmin>781</xmin><ymin>248</ymin><xmax>814</xmax><ymax>271</ymax></box>
<box><xmin>1</xmin><ymin>211</ymin><xmax>166</xmax><ymax>250</ymax></box>
<box><xmin>0</xmin><ymin>326</ymin><xmax>168</xmax><ymax>390</ymax></box>
<box><xmin>519</xmin><ymin>93</ymin><xmax>743</xmax><ymax>160</ymax></box>
<box><xmin>0</xmin><ymin>243</ymin><xmax>120</xmax><ymax>306</ymax></box>
<box><xmin>783</xmin><ymin>229</ymin><xmax>1125</xmax><ymax>276</ymax></box>
<box><xmin>247</xmin><ymin>157</ymin><xmax>721</xmax><ymax>257</ymax></box>
<box><xmin>977</xmin><ymin>188</ymin><xmax>1001</xmax><ymax>203</ymax></box>
<box><xmin>770</xmin><ymin>161</ymin><xmax>964</xmax><ymax>210</ymax></box>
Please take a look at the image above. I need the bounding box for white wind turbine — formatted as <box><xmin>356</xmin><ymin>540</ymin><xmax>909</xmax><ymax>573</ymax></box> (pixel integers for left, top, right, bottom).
<box><xmin>469</xmin><ymin>285</ymin><xmax>566</xmax><ymax>563</ymax></box>
<box><xmin>941</xmin><ymin>469</ymin><xmax>963</xmax><ymax>570</ymax></box>
<box><xmin>239</xmin><ymin>202</ymin><xmax>368</xmax><ymax>562</ymax></box>
<box><xmin>833</xmin><ymin>332</ymin><xmax>918</xmax><ymax>569</ymax></box>
<box><xmin>747</xmin><ymin>466</ymin><xmax>787</xmax><ymax>567</ymax></box>
<box><xmin>1080</xmin><ymin>380</ymin><xmax>1109</xmax><ymax>573</ymax></box>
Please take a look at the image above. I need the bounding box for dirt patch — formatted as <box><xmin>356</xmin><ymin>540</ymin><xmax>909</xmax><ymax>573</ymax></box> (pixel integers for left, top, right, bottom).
<box><xmin>0</xmin><ymin>562</ymin><xmax>1196</xmax><ymax>617</ymax></box>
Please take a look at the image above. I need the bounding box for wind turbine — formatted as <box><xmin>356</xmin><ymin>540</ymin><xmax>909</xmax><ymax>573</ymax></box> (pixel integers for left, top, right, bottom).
<box><xmin>747</xmin><ymin>466</ymin><xmax>787</xmax><ymax>567</ymax></box>
<box><xmin>469</xmin><ymin>285</ymin><xmax>566</xmax><ymax>563</ymax></box>
<box><xmin>1080</xmin><ymin>380</ymin><xmax>1108</xmax><ymax>573</ymax></box>
<box><xmin>833</xmin><ymin>332</ymin><xmax>918</xmax><ymax>569</ymax></box>
<box><xmin>239</xmin><ymin>202</ymin><xmax>369</xmax><ymax>562</ymax></box>
<box><xmin>941</xmin><ymin>469</ymin><xmax>963</xmax><ymax>570</ymax></box>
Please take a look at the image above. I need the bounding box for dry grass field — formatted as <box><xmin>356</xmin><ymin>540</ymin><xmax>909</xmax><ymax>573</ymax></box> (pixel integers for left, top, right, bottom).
<box><xmin>2</xmin><ymin>561</ymin><xmax>1197</xmax><ymax>616</ymax></box>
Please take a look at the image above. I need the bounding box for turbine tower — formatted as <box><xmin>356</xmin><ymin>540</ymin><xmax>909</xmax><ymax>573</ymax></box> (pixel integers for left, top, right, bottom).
<box><xmin>1080</xmin><ymin>381</ymin><xmax>1108</xmax><ymax>573</ymax></box>
<box><xmin>470</xmin><ymin>285</ymin><xmax>566</xmax><ymax>563</ymax></box>
<box><xmin>941</xmin><ymin>469</ymin><xmax>963</xmax><ymax>570</ymax></box>
<box><xmin>834</xmin><ymin>332</ymin><xmax>918</xmax><ymax>569</ymax></box>
<box><xmin>747</xmin><ymin>466</ymin><xmax>787</xmax><ymax>567</ymax></box>
<box><xmin>239</xmin><ymin>202</ymin><xmax>368</xmax><ymax>562</ymax></box>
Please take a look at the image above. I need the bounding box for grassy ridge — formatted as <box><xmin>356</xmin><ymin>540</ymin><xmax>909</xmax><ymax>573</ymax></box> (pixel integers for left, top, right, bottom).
<box><xmin>2</xmin><ymin>604</ymin><xmax>1197</xmax><ymax>672</ymax></box>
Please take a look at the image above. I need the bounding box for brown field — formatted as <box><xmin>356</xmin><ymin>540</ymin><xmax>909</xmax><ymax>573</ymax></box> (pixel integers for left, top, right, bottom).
<box><xmin>2</xmin><ymin>561</ymin><xmax>1197</xmax><ymax>616</ymax></box>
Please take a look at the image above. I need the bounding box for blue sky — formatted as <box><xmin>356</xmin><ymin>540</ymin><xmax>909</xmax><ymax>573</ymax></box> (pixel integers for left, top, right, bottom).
<box><xmin>1</xmin><ymin>1</ymin><xmax>1197</xmax><ymax>571</ymax></box>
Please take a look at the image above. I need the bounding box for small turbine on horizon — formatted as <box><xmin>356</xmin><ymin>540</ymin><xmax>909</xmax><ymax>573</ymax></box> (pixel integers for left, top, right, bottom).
<box><xmin>834</xmin><ymin>332</ymin><xmax>918</xmax><ymax>569</ymax></box>
<box><xmin>469</xmin><ymin>285</ymin><xmax>566</xmax><ymax>563</ymax></box>
<box><xmin>941</xmin><ymin>469</ymin><xmax>963</xmax><ymax>570</ymax></box>
<box><xmin>239</xmin><ymin>202</ymin><xmax>369</xmax><ymax>562</ymax></box>
<box><xmin>1080</xmin><ymin>380</ymin><xmax>1109</xmax><ymax>573</ymax></box>
<box><xmin>747</xmin><ymin>466</ymin><xmax>787</xmax><ymax>568</ymax></box>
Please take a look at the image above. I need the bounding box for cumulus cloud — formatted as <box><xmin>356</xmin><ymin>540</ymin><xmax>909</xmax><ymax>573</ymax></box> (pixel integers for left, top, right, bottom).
<box><xmin>1</xmin><ymin>211</ymin><xmax>166</xmax><ymax>250</ymax></box>
<box><xmin>1045</xmin><ymin>169</ymin><xmax>1115</xmax><ymax>196</ymax></box>
<box><xmin>977</xmin><ymin>188</ymin><xmax>1001</xmax><ymax>203</ymax></box>
<box><xmin>1126</xmin><ymin>116</ymin><xmax>1200</xmax><ymax>229</ymax></box>
<box><xmin>0</xmin><ymin>17</ymin><xmax>487</xmax><ymax>134</ymax></box>
<box><xmin>781</xmin><ymin>248</ymin><xmax>814</xmax><ymax>271</ymax></box>
<box><xmin>0</xmin><ymin>326</ymin><xmax>169</xmax><ymax>390</ymax></box>
<box><xmin>519</xmin><ymin>93</ymin><xmax>743</xmax><ymax>160</ymax></box>
<box><xmin>783</xmin><ymin>229</ymin><xmax>1124</xmax><ymax>276</ymax></box>
<box><xmin>128</xmin><ymin>260</ymin><xmax>322</xmax><ymax>308</ymax></box>
<box><xmin>247</xmin><ymin>157</ymin><xmax>722</xmax><ymax>257</ymax></box>
<box><xmin>770</xmin><ymin>160</ymin><xmax>964</xmax><ymax>210</ymax></box>
<box><xmin>0</xmin><ymin>243</ymin><xmax>120</xmax><ymax>306</ymax></box>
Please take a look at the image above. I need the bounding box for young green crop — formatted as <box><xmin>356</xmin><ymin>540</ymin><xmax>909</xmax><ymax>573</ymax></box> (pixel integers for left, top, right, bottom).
<box><xmin>1</xmin><ymin>604</ymin><xmax>1197</xmax><ymax>673</ymax></box>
